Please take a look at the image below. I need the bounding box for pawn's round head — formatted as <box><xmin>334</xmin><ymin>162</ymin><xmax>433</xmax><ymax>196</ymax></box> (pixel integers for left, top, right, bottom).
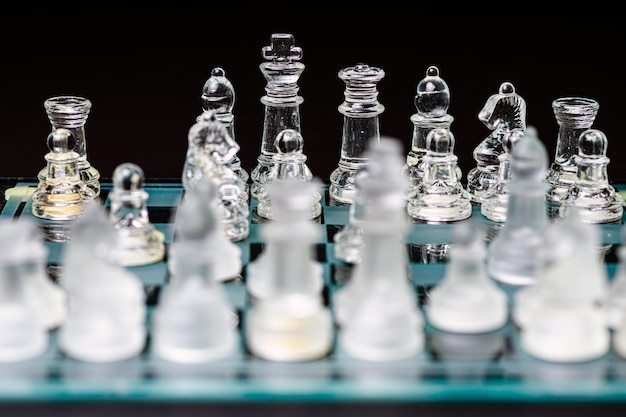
<box><xmin>47</xmin><ymin>128</ymin><xmax>76</xmax><ymax>153</ymax></box>
<box><xmin>275</xmin><ymin>129</ymin><xmax>303</xmax><ymax>155</ymax></box>
<box><xmin>426</xmin><ymin>128</ymin><xmax>454</xmax><ymax>155</ymax></box>
<box><xmin>578</xmin><ymin>129</ymin><xmax>607</xmax><ymax>157</ymax></box>
<box><xmin>113</xmin><ymin>162</ymin><xmax>145</xmax><ymax>192</ymax></box>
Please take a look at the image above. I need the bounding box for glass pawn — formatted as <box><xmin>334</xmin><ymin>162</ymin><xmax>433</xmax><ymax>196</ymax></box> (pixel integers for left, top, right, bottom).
<box><xmin>169</xmin><ymin>182</ymin><xmax>243</xmax><ymax>284</ymax></box>
<box><xmin>255</xmin><ymin>129</ymin><xmax>320</xmax><ymax>221</ymax></box>
<box><xmin>31</xmin><ymin>128</ymin><xmax>97</xmax><ymax>223</ymax></box>
<box><xmin>486</xmin><ymin>127</ymin><xmax>550</xmax><ymax>286</ymax></box>
<box><xmin>246</xmin><ymin>178</ymin><xmax>333</xmax><ymax>362</ymax></box>
<box><xmin>58</xmin><ymin>204</ymin><xmax>147</xmax><ymax>362</ymax></box>
<box><xmin>334</xmin><ymin>136</ymin><xmax>406</xmax><ymax>264</ymax></box>
<box><xmin>406</xmin><ymin>127</ymin><xmax>472</xmax><ymax>222</ymax></box>
<box><xmin>404</xmin><ymin>65</ymin><xmax>456</xmax><ymax>199</ymax></box>
<box><xmin>480</xmin><ymin>128</ymin><xmax>525</xmax><ymax>222</ymax></box>
<box><xmin>152</xmin><ymin>183</ymin><xmax>239</xmax><ymax>363</ymax></box>
<box><xmin>250</xmin><ymin>33</ymin><xmax>306</xmax><ymax>199</ymax></box>
<box><xmin>0</xmin><ymin>219</ymin><xmax>50</xmax><ymax>362</ymax></box>
<box><xmin>200</xmin><ymin>66</ymin><xmax>249</xmax><ymax>195</ymax></box>
<box><xmin>38</xmin><ymin>96</ymin><xmax>101</xmax><ymax>198</ymax></box>
<box><xmin>545</xmin><ymin>97</ymin><xmax>600</xmax><ymax>204</ymax></box>
<box><xmin>466</xmin><ymin>82</ymin><xmax>527</xmax><ymax>203</ymax></box>
<box><xmin>425</xmin><ymin>220</ymin><xmax>508</xmax><ymax>333</ymax></box>
<box><xmin>329</xmin><ymin>63</ymin><xmax>385</xmax><ymax>205</ymax></box>
<box><xmin>333</xmin><ymin>137</ymin><xmax>424</xmax><ymax>361</ymax></box>
<box><xmin>182</xmin><ymin>110</ymin><xmax>249</xmax><ymax>242</ymax></box>
<box><xmin>108</xmin><ymin>162</ymin><xmax>165</xmax><ymax>266</ymax></box>
<box><xmin>558</xmin><ymin>129</ymin><xmax>624</xmax><ymax>223</ymax></box>
<box><xmin>519</xmin><ymin>207</ymin><xmax>610</xmax><ymax>362</ymax></box>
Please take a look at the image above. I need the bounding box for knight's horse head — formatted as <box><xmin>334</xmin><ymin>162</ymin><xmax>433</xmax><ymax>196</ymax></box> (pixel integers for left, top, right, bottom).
<box><xmin>187</xmin><ymin>110</ymin><xmax>239</xmax><ymax>164</ymax></box>
<box><xmin>478</xmin><ymin>82</ymin><xmax>527</xmax><ymax>133</ymax></box>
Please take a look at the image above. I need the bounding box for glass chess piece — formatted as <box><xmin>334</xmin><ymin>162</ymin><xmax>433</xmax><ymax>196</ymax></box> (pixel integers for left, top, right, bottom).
<box><xmin>58</xmin><ymin>204</ymin><xmax>147</xmax><ymax>362</ymax></box>
<box><xmin>425</xmin><ymin>220</ymin><xmax>508</xmax><ymax>333</ymax></box>
<box><xmin>182</xmin><ymin>110</ymin><xmax>250</xmax><ymax>242</ymax></box>
<box><xmin>38</xmin><ymin>96</ymin><xmax>101</xmax><ymax>198</ymax></box>
<box><xmin>480</xmin><ymin>128</ymin><xmax>525</xmax><ymax>222</ymax></box>
<box><xmin>518</xmin><ymin>207</ymin><xmax>610</xmax><ymax>362</ymax></box>
<box><xmin>486</xmin><ymin>126</ymin><xmax>550</xmax><ymax>286</ymax></box>
<box><xmin>200</xmin><ymin>66</ymin><xmax>249</xmax><ymax>195</ymax></box>
<box><xmin>558</xmin><ymin>129</ymin><xmax>624</xmax><ymax>223</ymax></box>
<box><xmin>0</xmin><ymin>219</ymin><xmax>50</xmax><ymax>362</ymax></box>
<box><xmin>603</xmin><ymin>224</ymin><xmax>626</xmax><ymax>330</ymax></box>
<box><xmin>31</xmin><ymin>128</ymin><xmax>97</xmax><ymax>241</ymax></box>
<box><xmin>545</xmin><ymin>97</ymin><xmax>600</xmax><ymax>205</ymax></box>
<box><xmin>333</xmin><ymin>137</ymin><xmax>424</xmax><ymax>361</ymax></box>
<box><xmin>169</xmin><ymin>182</ymin><xmax>243</xmax><ymax>284</ymax></box>
<box><xmin>245</xmin><ymin>178</ymin><xmax>333</xmax><ymax>362</ymax></box>
<box><xmin>255</xmin><ymin>128</ymin><xmax>320</xmax><ymax>221</ymax></box>
<box><xmin>0</xmin><ymin>218</ymin><xmax>67</xmax><ymax>331</ymax></box>
<box><xmin>151</xmin><ymin>183</ymin><xmax>239</xmax><ymax>363</ymax></box>
<box><xmin>329</xmin><ymin>63</ymin><xmax>385</xmax><ymax>205</ymax></box>
<box><xmin>334</xmin><ymin>136</ymin><xmax>406</xmax><ymax>264</ymax></box>
<box><xmin>250</xmin><ymin>33</ymin><xmax>306</xmax><ymax>199</ymax></box>
<box><xmin>404</xmin><ymin>65</ymin><xmax>457</xmax><ymax>199</ymax></box>
<box><xmin>466</xmin><ymin>82</ymin><xmax>527</xmax><ymax>203</ymax></box>
<box><xmin>108</xmin><ymin>162</ymin><xmax>165</xmax><ymax>267</ymax></box>
<box><xmin>406</xmin><ymin>127</ymin><xmax>472</xmax><ymax>222</ymax></box>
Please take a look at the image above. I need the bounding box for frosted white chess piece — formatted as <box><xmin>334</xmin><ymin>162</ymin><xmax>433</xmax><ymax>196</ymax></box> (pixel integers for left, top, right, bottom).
<box><xmin>169</xmin><ymin>182</ymin><xmax>243</xmax><ymax>284</ymax></box>
<box><xmin>487</xmin><ymin>127</ymin><xmax>550</xmax><ymax>286</ymax></box>
<box><xmin>333</xmin><ymin>138</ymin><xmax>424</xmax><ymax>361</ymax></box>
<box><xmin>246</xmin><ymin>178</ymin><xmax>332</xmax><ymax>361</ymax></box>
<box><xmin>58</xmin><ymin>204</ymin><xmax>147</xmax><ymax>362</ymax></box>
<box><xmin>518</xmin><ymin>207</ymin><xmax>610</xmax><ymax>362</ymax></box>
<box><xmin>0</xmin><ymin>218</ymin><xmax>52</xmax><ymax>362</ymax></box>
<box><xmin>152</xmin><ymin>183</ymin><xmax>239</xmax><ymax>363</ymax></box>
<box><xmin>108</xmin><ymin>162</ymin><xmax>165</xmax><ymax>266</ymax></box>
<box><xmin>426</xmin><ymin>220</ymin><xmax>508</xmax><ymax>333</ymax></box>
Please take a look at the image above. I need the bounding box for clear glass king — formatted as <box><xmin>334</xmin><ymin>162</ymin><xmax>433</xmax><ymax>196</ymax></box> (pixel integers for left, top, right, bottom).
<box><xmin>329</xmin><ymin>63</ymin><xmax>385</xmax><ymax>205</ymax></box>
<box><xmin>250</xmin><ymin>33</ymin><xmax>306</xmax><ymax>199</ymax></box>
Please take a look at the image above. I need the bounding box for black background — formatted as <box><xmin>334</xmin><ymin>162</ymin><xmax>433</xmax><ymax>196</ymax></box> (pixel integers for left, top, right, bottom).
<box><xmin>1</xmin><ymin>12</ymin><xmax>624</xmax><ymax>184</ymax></box>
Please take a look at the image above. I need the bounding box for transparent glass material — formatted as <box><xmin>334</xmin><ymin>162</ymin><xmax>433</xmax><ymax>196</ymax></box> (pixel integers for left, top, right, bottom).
<box><xmin>329</xmin><ymin>63</ymin><xmax>385</xmax><ymax>205</ymax></box>
<box><xmin>58</xmin><ymin>205</ymin><xmax>147</xmax><ymax>362</ymax></box>
<box><xmin>31</xmin><ymin>128</ymin><xmax>97</xmax><ymax>224</ymax></box>
<box><xmin>425</xmin><ymin>221</ymin><xmax>508</xmax><ymax>333</ymax></box>
<box><xmin>108</xmin><ymin>162</ymin><xmax>165</xmax><ymax>266</ymax></box>
<box><xmin>334</xmin><ymin>137</ymin><xmax>406</xmax><ymax>264</ymax></box>
<box><xmin>466</xmin><ymin>82</ymin><xmax>527</xmax><ymax>203</ymax></box>
<box><xmin>487</xmin><ymin>127</ymin><xmax>549</xmax><ymax>286</ymax></box>
<box><xmin>182</xmin><ymin>110</ymin><xmax>249</xmax><ymax>242</ymax></box>
<box><xmin>480</xmin><ymin>128</ymin><xmax>525</xmax><ymax>222</ymax></box>
<box><xmin>333</xmin><ymin>138</ymin><xmax>424</xmax><ymax>361</ymax></box>
<box><xmin>407</xmin><ymin>128</ymin><xmax>472</xmax><ymax>222</ymax></box>
<box><xmin>518</xmin><ymin>208</ymin><xmax>610</xmax><ymax>363</ymax></box>
<box><xmin>152</xmin><ymin>184</ymin><xmax>239</xmax><ymax>363</ymax></box>
<box><xmin>0</xmin><ymin>219</ymin><xmax>50</xmax><ymax>362</ymax></box>
<box><xmin>201</xmin><ymin>66</ymin><xmax>249</xmax><ymax>191</ymax></box>
<box><xmin>545</xmin><ymin>97</ymin><xmax>600</xmax><ymax>203</ymax></box>
<box><xmin>250</xmin><ymin>33</ymin><xmax>305</xmax><ymax>199</ymax></box>
<box><xmin>39</xmin><ymin>95</ymin><xmax>101</xmax><ymax>197</ymax></box>
<box><xmin>255</xmin><ymin>129</ymin><xmax>320</xmax><ymax>220</ymax></box>
<box><xmin>558</xmin><ymin>129</ymin><xmax>624</xmax><ymax>223</ymax></box>
<box><xmin>246</xmin><ymin>179</ymin><xmax>333</xmax><ymax>361</ymax></box>
<box><xmin>168</xmin><ymin>182</ymin><xmax>243</xmax><ymax>284</ymax></box>
<box><xmin>404</xmin><ymin>66</ymin><xmax>455</xmax><ymax>198</ymax></box>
